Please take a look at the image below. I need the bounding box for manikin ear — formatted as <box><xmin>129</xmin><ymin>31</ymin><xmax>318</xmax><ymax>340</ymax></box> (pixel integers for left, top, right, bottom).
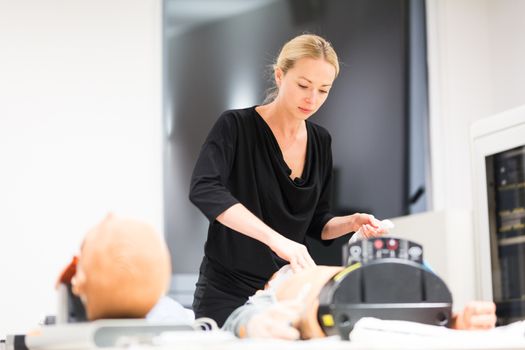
<box><xmin>71</xmin><ymin>268</ymin><xmax>86</xmax><ymax>298</ymax></box>
<box><xmin>274</xmin><ymin>67</ymin><xmax>283</xmax><ymax>88</ymax></box>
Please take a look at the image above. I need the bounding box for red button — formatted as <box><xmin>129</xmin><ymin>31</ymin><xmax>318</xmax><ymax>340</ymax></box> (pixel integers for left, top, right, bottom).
<box><xmin>387</xmin><ymin>239</ymin><xmax>399</xmax><ymax>250</ymax></box>
<box><xmin>374</xmin><ymin>239</ymin><xmax>384</xmax><ymax>250</ymax></box>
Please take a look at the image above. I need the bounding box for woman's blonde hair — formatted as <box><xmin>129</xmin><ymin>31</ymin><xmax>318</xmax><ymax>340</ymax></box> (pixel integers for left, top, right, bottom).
<box><xmin>265</xmin><ymin>34</ymin><xmax>339</xmax><ymax>103</ymax></box>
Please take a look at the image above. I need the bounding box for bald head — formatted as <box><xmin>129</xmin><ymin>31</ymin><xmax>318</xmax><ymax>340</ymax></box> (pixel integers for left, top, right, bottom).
<box><xmin>72</xmin><ymin>214</ymin><xmax>171</xmax><ymax>320</ymax></box>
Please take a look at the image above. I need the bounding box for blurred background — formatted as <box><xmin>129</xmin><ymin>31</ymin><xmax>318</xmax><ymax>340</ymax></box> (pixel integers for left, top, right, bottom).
<box><xmin>163</xmin><ymin>0</ymin><xmax>429</xmax><ymax>303</ymax></box>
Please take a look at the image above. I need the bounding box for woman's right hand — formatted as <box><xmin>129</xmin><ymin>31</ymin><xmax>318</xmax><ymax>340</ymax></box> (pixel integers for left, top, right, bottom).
<box><xmin>216</xmin><ymin>204</ymin><xmax>316</xmax><ymax>272</ymax></box>
<box><xmin>269</xmin><ymin>234</ymin><xmax>316</xmax><ymax>273</ymax></box>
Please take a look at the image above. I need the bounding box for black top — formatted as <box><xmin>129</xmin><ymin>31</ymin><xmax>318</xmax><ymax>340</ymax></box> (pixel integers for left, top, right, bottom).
<box><xmin>189</xmin><ymin>106</ymin><xmax>334</xmax><ymax>292</ymax></box>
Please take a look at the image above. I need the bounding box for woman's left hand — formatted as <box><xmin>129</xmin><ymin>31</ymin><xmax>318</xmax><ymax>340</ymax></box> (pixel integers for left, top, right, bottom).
<box><xmin>322</xmin><ymin>213</ymin><xmax>393</xmax><ymax>241</ymax></box>
<box><xmin>352</xmin><ymin>213</ymin><xmax>388</xmax><ymax>238</ymax></box>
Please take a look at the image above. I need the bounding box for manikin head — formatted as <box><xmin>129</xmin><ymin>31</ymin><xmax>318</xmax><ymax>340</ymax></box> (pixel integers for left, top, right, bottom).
<box><xmin>271</xmin><ymin>265</ymin><xmax>344</xmax><ymax>339</ymax></box>
<box><xmin>71</xmin><ymin>214</ymin><xmax>171</xmax><ymax>320</ymax></box>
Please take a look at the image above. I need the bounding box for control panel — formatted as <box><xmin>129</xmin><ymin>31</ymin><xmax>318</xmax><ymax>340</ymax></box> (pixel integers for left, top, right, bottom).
<box><xmin>322</xmin><ymin>237</ymin><xmax>451</xmax><ymax>339</ymax></box>
<box><xmin>342</xmin><ymin>236</ymin><xmax>423</xmax><ymax>265</ymax></box>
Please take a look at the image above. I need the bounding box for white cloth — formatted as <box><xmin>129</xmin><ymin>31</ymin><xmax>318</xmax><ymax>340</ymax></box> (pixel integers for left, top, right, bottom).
<box><xmin>350</xmin><ymin>317</ymin><xmax>525</xmax><ymax>348</ymax></box>
<box><xmin>146</xmin><ymin>296</ymin><xmax>194</xmax><ymax>324</ymax></box>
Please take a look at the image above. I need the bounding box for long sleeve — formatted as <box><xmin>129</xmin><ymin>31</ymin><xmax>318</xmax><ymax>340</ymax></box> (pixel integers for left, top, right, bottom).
<box><xmin>189</xmin><ymin>113</ymin><xmax>240</xmax><ymax>222</ymax></box>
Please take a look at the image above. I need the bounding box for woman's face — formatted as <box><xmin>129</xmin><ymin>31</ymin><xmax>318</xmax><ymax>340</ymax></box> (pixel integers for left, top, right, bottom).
<box><xmin>275</xmin><ymin>57</ymin><xmax>336</xmax><ymax>120</ymax></box>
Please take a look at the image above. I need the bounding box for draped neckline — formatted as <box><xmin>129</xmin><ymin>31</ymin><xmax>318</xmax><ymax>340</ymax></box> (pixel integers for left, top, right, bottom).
<box><xmin>252</xmin><ymin>106</ymin><xmax>311</xmax><ymax>186</ymax></box>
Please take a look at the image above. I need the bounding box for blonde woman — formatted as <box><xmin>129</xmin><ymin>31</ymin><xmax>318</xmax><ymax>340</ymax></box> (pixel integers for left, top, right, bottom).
<box><xmin>189</xmin><ymin>34</ymin><xmax>388</xmax><ymax>326</ymax></box>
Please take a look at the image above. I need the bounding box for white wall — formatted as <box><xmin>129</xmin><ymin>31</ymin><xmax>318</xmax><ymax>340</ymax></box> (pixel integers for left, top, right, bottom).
<box><xmin>427</xmin><ymin>0</ymin><xmax>493</xmax><ymax>212</ymax></box>
<box><xmin>489</xmin><ymin>0</ymin><xmax>525</xmax><ymax>113</ymax></box>
<box><xmin>426</xmin><ymin>0</ymin><xmax>525</xmax><ymax>302</ymax></box>
<box><xmin>0</xmin><ymin>0</ymin><xmax>163</xmax><ymax>337</ymax></box>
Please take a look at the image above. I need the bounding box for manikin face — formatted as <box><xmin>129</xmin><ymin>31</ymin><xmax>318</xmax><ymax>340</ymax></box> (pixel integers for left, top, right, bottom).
<box><xmin>71</xmin><ymin>215</ymin><xmax>171</xmax><ymax>320</ymax></box>
<box><xmin>274</xmin><ymin>57</ymin><xmax>336</xmax><ymax>121</ymax></box>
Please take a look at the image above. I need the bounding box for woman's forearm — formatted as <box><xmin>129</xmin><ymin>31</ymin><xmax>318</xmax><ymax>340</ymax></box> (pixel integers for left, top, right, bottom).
<box><xmin>320</xmin><ymin>215</ymin><xmax>357</xmax><ymax>240</ymax></box>
<box><xmin>216</xmin><ymin>203</ymin><xmax>316</xmax><ymax>270</ymax></box>
<box><xmin>216</xmin><ymin>203</ymin><xmax>282</xmax><ymax>248</ymax></box>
